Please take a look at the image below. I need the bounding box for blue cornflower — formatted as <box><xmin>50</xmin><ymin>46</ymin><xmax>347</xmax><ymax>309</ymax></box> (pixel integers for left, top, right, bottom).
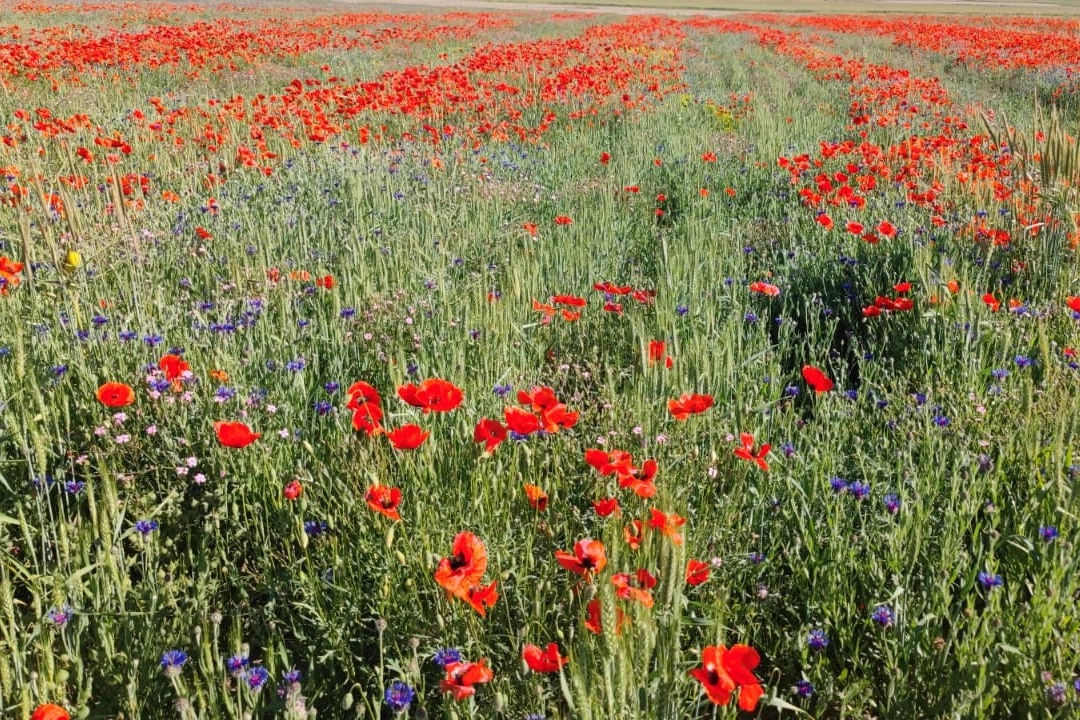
<box><xmin>1014</xmin><ymin>355</ymin><xmax>1033</xmax><ymax>368</ymax></box>
<box><xmin>844</xmin><ymin>389</ymin><xmax>858</xmax><ymax>401</ymax></box>
<box><xmin>991</xmin><ymin>368</ymin><xmax>1009</xmax><ymax>380</ymax></box>
<box><xmin>91</xmin><ymin>314</ymin><xmax>109</xmax><ymax>327</ymax></box>
<box><xmin>784</xmin><ymin>385</ymin><xmax>800</xmax><ymax>397</ymax></box>
<box><xmin>226</xmin><ymin>654</ymin><xmax>249</xmax><ymax>676</ymax></box>
<box><xmin>215</xmin><ymin>386</ymin><xmax>236</xmax><ymax>401</ymax></box>
<box><xmin>160</xmin><ymin>649</ymin><xmax>188</xmax><ymax>676</ymax></box>
<box><xmin>744</xmin><ymin>311</ymin><xmax>758</xmax><ymax>324</ymax></box>
<box><xmin>781</xmin><ymin>442</ymin><xmax>796</xmax><ymax>457</ymax></box>
<box><xmin>870</xmin><ymin>605</ymin><xmax>894</xmax><ymax>627</ymax></box>
<box><xmin>807</xmin><ymin>628</ymin><xmax>829</xmax><ymax>651</ymax></box>
<box><xmin>143</xmin><ymin>334</ymin><xmax>164</xmax><ymax>347</ymax></box>
<box><xmin>883</xmin><ymin>494</ymin><xmax>901</xmax><ymax>515</ymax></box>
<box><xmin>933</xmin><ymin>414</ymin><xmax>950</xmax><ymax>427</ymax></box>
<box><xmin>281</xmin><ymin>669</ymin><xmax>302</xmax><ymax>685</ymax></box>
<box><xmin>340</xmin><ymin>307</ymin><xmax>356</xmax><ymax>319</ymax></box>
<box><xmin>64</xmin><ymin>480</ymin><xmax>85</xmax><ymax>494</ymax></box>
<box><xmin>134</xmin><ymin>519</ymin><xmax>158</xmax><ymax>536</ymax></box>
<box><xmin>324</xmin><ymin>382</ymin><xmax>340</xmax><ymax>394</ymax></box>
<box><xmin>977</xmin><ymin>571</ymin><xmax>1003</xmax><ymax>590</ymax></box>
<box><xmin>493</xmin><ymin>383</ymin><xmax>513</xmax><ymax>397</ymax></box>
<box><xmin>849</xmin><ymin>481</ymin><xmax>870</xmax><ymax>500</ymax></box>
<box><xmin>313</xmin><ymin>400</ymin><xmax>333</xmax><ymax>416</ymax></box>
<box><xmin>286</xmin><ymin>357</ymin><xmax>306</xmax><ymax>372</ymax></box>
<box><xmin>384</xmin><ymin>681</ymin><xmax>415</xmax><ymax>713</ymax></box>
<box><xmin>148</xmin><ymin>377</ymin><xmax>171</xmax><ymax>393</ymax></box>
<box><xmin>433</xmin><ymin>647</ymin><xmax>462</xmax><ymax>667</ymax></box>
<box><xmin>795</xmin><ymin>679</ymin><xmax>814</xmax><ymax>698</ymax></box>
<box><xmin>304</xmin><ymin>520</ymin><xmax>328</xmax><ymax>538</ymax></box>
<box><xmin>1039</xmin><ymin>525</ymin><xmax>1059</xmax><ymax>542</ymax></box>
<box><xmin>1046</xmin><ymin>682</ymin><xmax>1067</xmax><ymax>704</ymax></box>
<box><xmin>246</xmin><ymin>666</ymin><xmax>270</xmax><ymax>692</ymax></box>
<box><xmin>45</xmin><ymin>604</ymin><xmax>74</xmax><ymax>627</ymax></box>
<box><xmin>749</xmin><ymin>551</ymin><xmax>766</xmax><ymax>565</ymax></box>
<box><xmin>830</xmin><ymin>477</ymin><xmax>848</xmax><ymax>494</ymax></box>
<box><xmin>912</xmin><ymin>392</ymin><xmax>927</xmax><ymax>406</ymax></box>
<box><xmin>675</xmin><ymin>304</ymin><xmax>688</xmax><ymax>316</ymax></box>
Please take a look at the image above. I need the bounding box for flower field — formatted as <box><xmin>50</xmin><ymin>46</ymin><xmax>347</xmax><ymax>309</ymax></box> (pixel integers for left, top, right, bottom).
<box><xmin>2</xmin><ymin>2</ymin><xmax>1080</xmax><ymax>718</ymax></box>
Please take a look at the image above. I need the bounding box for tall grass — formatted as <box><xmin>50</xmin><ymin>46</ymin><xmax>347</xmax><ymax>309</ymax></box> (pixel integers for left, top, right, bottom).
<box><xmin>0</xmin><ymin>5</ymin><xmax>1079</xmax><ymax>720</ymax></box>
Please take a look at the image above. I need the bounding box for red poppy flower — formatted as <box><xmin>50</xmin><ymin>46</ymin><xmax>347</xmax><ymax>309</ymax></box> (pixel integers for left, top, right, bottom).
<box><xmin>877</xmin><ymin>220</ymin><xmax>897</xmax><ymax>238</ymax></box>
<box><xmin>612</xmin><ymin>568</ymin><xmax>656</xmax><ymax>607</ymax></box>
<box><xmin>436</xmin><ymin>532</ymin><xmax>487</xmax><ymax>599</ymax></box>
<box><xmin>668</xmin><ymin>393</ymin><xmax>714</xmax><ymax>420</ymax></box>
<box><xmin>214</xmin><ymin>421</ymin><xmax>260</xmax><ymax>448</ymax></box>
<box><xmin>599</xmin><ymin>152</ymin><xmax>611</xmax><ymax>164</ymax></box>
<box><xmin>585</xmin><ymin>449</ymin><xmax>634</xmax><ymax>476</ymax></box>
<box><xmin>593</xmin><ymin>281</ymin><xmax>633</xmax><ymax>295</ymax></box>
<box><xmin>845</xmin><ymin>221</ymin><xmax>865</xmax><ymax>235</ymax></box>
<box><xmin>618</xmin><ymin>458</ymin><xmax>658</xmax><ymax>498</ymax></box>
<box><xmin>386</xmin><ymin>424</ymin><xmax>429</xmax><ymax>450</ymax></box>
<box><xmin>733</xmin><ymin>433</ymin><xmax>770</xmax><ymax>472</ymax></box>
<box><xmin>504</xmin><ymin>406</ymin><xmax>541</xmax><ymax>435</ymax></box>
<box><xmin>585</xmin><ymin>598</ymin><xmax>603</xmax><ymax>634</ymax></box>
<box><xmin>473</xmin><ymin>418</ymin><xmax>507</xmax><ymax>454</ymax></box>
<box><xmin>554</xmin><ymin>538</ymin><xmax>607</xmax><ymax>577</ymax></box>
<box><xmin>0</xmin><ymin>259</ymin><xmax>25</xmax><ymax>290</ymax></box>
<box><xmin>894</xmin><ymin>281</ymin><xmax>912</xmax><ymax>294</ymax></box>
<box><xmin>603</xmin><ymin>301</ymin><xmax>623</xmax><ymax>314</ymax></box>
<box><xmin>648</xmin><ymin>508</ymin><xmax>685</xmax><ymax>545</ymax></box>
<box><xmin>315</xmin><ymin>274</ymin><xmax>334</xmax><ymax>289</ymax></box>
<box><xmin>648</xmin><ymin>339</ymin><xmax>673</xmax><ymax>367</ymax></box>
<box><xmin>96</xmin><ymin>382</ymin><xmax>135</xmax><ymax>408</ymax></box>
<box><xmin>398</xmin><ymin>378</ymin><xmax>463</xmax><ymax>413</ymax></box>
<box><xmin>523</xmin><ymin>484</ymin><xmax>548</xmax><ymax>512</ymax></box>
<box><xmin>554</xmin><ymin>215</ymin><xmax>573</xmax><ymax>225</ymax></box>
<box><xmin>351</xmin><ymin>402</ymin><xmax>384</xmax><ymax>436</ymax></box>
<box><xmin>522</xmin><ymin>222</ymin><xmax>538</xmax><ymax>236</ymax></box>
<box><xmin>540</xmin><ymin>403</ymin><xmax>578</xmax><ymax>433</ymax></box>
<box><xmin>523</xmin><ymin>643</ymin><xmax>568</xmax><ymax>673</ymax></box>
<box><xmin>441</xmin><ymin>659</ymin><xmax>493</xmax><ymax>701</ymax></box>
<box><xmin>584</xmin><ymin>597</ymin><xmax>626</xmax><ymax>635</ymax></box>
<box><xmin>346</xmin><ymin>380</ymin><xmax>381</xmax><ymax>408</ymax></box>
<box><xmin>158</xmin><ymin>354</ymin><xmax>190</xmax><ymax>381</ymax></box>
<box><xmin>463</xmin><ymin>581</ymin><xmax>498</xmax><ymax>617</ymax></box>
<box><xmin>593</xmin><ymin>497</ymin><xmax>620</xmax><ymax>517</ymax></box>
<box><xmin>283</xmin><ymin>479</ymin><xmax>303</xmax><ymax>501</ymax></box>
<box><xmin>1066</xmin><ymin>296</ymin><xmax>1080</xmax><ymax>313</ymax></box>
<box><xmin>686</xmin><ymin>559</ymin><xmax>710</xmax><ymax>586</ymax></box>
<box><xmin>366</xmin><ymin>485</ymin><xmax>402</xmax><ymax>521</ymax></box>
<box><xmin>801</xmin><ymin>365</ymin><xmax>834</xmax><ymax>393</ymax></box>
<box><xmin>748</xmin><ymin>281</ymin><xmax>780</xmax><ymax>297</ymax></box>
<box><xmin>552</xmin><ymin>294</ymin><xmax>586</xmax><ymax>307</ymax></box>
<box><xmin>517</xmin><ymin>386</ymin><xmax>560</xmax><ymax>412</ymax></box>
<box><xmin>816</xmin><ymin>213</ymin><xmax>834</xmax><ymax>230</ymax></box>
<box><xmin>689</xmin><ymin>644</ymin><xmax>764</xmax><ymax>711</ymax></box>
<box><xmin>982</xmin><ymin>293</ymin><xmax>1000</xmax><ymax>312</ymax></box>
<box><xmin>31</xmin><ymin>705</ymin><xmax>70</xmax><ymax>720</ymax></box>
<box><xmin>624</xmin><ymin>519</ymin><xmax>644</xmax><ymax>551</ymax></box>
